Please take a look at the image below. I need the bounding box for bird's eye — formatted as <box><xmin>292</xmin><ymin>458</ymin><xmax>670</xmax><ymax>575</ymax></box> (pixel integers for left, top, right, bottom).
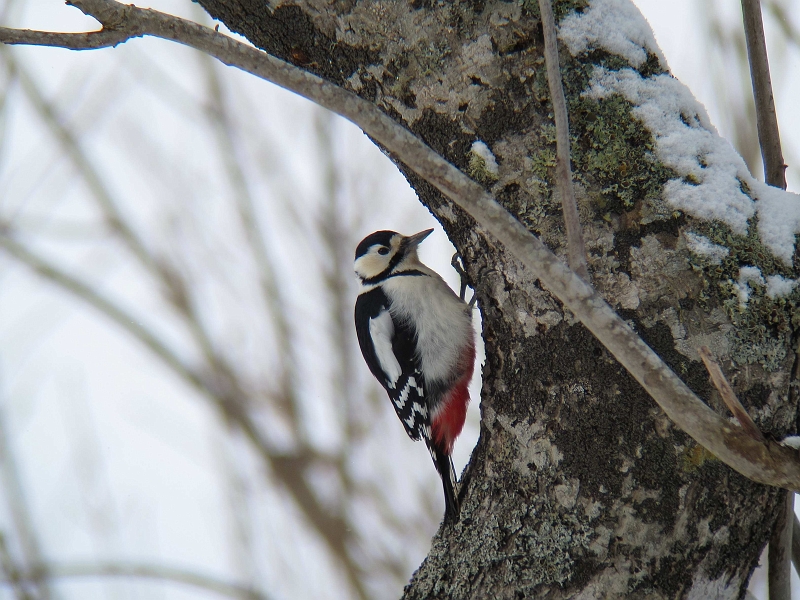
<box><xmin>378</xmin><ymin>247</ymin><xmax>390</xmax><ymax>255</ymax></box>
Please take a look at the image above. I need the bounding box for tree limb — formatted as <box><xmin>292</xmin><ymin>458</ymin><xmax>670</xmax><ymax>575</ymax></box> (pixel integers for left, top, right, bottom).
<box><xmin>3</xmin><ymin>0</ymin><xmax>800</xmax><ymax>493</ymax></box>
<box><xmin>537</xmin><ymin>0</ymin><xmax>589</xmax><ymax>281</ymax></box>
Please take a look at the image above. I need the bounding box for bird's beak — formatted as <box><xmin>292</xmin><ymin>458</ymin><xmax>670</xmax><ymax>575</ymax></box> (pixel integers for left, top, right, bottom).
<box><xmin>405</xmin><ymin>228</ymin><xmax>434</xmax><ymax>247</ymax></box>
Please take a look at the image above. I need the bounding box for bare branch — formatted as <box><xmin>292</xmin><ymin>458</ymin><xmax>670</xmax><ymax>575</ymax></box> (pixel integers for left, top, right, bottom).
<box><xmin>3</xmin><ymin>0</ymin><xmax>800</xmax><ymax>494</ymax></box>
<box><xmin>741</xmin><ymin>0</ymin><xmax>786</xmax><ymax>189</ymax></box>
<box><xmin>698</xmin><ymin>346</ymin><xmax>765</xmax><ymax>443</ymax></box>
<box><xmin>6</xmin><ymin>560</ymin><xmax>270</xmax><ymax>600</ymax></box>
<box><xmin>740</xmin><ymin>3</ymin><xmax>791</xmax><ymax>592</ymax></box>
<box><xmin>0</xmin><ymin>27</ymin><xmax>133</xmax><ymax>49</ymax></box>
<box><xmin>537</xmin><ymin>0</ymin><xmax>589</xmax><ymax>281</ymax></box>
<box><xmin>792</xmin><ymin>514</ymin><xmax>800</xmax><ymax>574</ymax></box>
<box><xmin>769</xmin><ymin>492</ymin><xmax>793</xmax><ymax>600</ymax></box>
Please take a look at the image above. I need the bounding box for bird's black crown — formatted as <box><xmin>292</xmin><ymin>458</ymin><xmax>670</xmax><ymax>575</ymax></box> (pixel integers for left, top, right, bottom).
<box><xmin>355</xmin><ymin>230</ymin><xmax>397</xmax><ymax>260</ymax></box>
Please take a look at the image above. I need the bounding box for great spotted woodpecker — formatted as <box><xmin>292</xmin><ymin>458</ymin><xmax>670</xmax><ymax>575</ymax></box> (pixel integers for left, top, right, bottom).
<box><xmin>354</xmin><ymin>229</ymin><xmax>476</xmax><ymax>521</ymax></box>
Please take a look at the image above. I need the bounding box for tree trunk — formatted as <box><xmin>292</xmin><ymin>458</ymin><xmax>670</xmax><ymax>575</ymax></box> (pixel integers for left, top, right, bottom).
<box><xmin>197</xmin><ymin>1</ymin><xmax>798</xmax><ymax>597</ymax></box>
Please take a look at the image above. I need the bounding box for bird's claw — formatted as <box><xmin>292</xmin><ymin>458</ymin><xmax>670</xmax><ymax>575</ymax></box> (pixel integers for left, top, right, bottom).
<box><xmin>451</xmin><ymin>253</ymin><xmax>477</xmax><ymax>307</ymax></box>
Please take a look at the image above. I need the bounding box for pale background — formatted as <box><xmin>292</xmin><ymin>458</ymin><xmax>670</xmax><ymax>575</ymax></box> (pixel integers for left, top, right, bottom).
<box><xmin>0</xmin><ymin>1</ymin><xmax>797</xmax><ymax>598</ymax></box>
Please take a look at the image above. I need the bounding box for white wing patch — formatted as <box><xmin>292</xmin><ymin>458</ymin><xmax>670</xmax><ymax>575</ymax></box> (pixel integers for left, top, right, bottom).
<box><xmin>369</xmin><ymin>309</ymin><xmax>402</xmax><ymax>388</ymax></box>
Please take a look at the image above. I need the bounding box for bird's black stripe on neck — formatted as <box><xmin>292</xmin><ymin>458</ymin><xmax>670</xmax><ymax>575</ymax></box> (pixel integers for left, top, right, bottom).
<box><xmin>362</xmin><ymin>269</ymin><xmax>427</xmax><ymax>285</ymax></box>
<box><xmin>361</xmin><ymin>238</ymin><xmax>416</xmax><ymax>284</ymax></box>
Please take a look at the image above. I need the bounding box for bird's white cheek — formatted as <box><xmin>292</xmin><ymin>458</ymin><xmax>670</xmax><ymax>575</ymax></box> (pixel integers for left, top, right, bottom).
<box><xmin>354</xmin><ymin>254</ymin><xmax>386</xmax><ymax>278</ymax></box>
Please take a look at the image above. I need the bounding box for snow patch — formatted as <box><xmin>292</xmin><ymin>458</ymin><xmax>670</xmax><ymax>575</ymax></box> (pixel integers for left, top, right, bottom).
<box><xmin>563</xmin><ymin>4</ymin><xmax>800</xmax><ymax>266</ymax></box>
<box><xmin>684</xmin><ymin>232</ymin><xmax>729</xmax><ymax>265</ymax></box>
<box><xmin>739</xmin><ymin>266</ymin><xmax>765</xmax><ymax>286</ymax></box>
<box><xmin>558</xmin><ymin>0</ymin><xmax>667</xmax><ymax>69</ymax></box>
<box><xmin>766</xmin><ymin>274</ymin><xmax>798</xmax><ymax>299</ymax></box>
<box><xmin>753</xmin><ymin>182</ymin><xmax>800</xmax><ymax>264</ymax></box>
<box><xmin>585</xmin><ymin>68</ymin><xmax>800</xmax><ymax>264</ymax></box>
<box><xmin>734</xmin><ymin>267</ymin><xmax>764</xmax><ymax>309</ymax></box>
<box><xmin>470</xmin><ymin>141</ymin><xmax>499</xmax><ymax>175</ymax></box>
<box><xmin>586</xmin><ymin>68</ymin><xmax>755</xmax><ymax>234</ymax></box>
<box><xmin>780</xmin><ymin>436</ymin><xmax>800</xmax><ymax>450</ymax></box>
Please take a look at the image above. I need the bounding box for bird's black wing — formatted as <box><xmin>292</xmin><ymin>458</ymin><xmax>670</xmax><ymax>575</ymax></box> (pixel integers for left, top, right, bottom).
<box><xmin>355</xmin><ymin>287</ymin><xmax>429</xmax><ymax>441</ymax></box>
<box><xmin>355</xmin><ymin>284</ymin><xmax>459</xmax><ymax>519</ymax></box>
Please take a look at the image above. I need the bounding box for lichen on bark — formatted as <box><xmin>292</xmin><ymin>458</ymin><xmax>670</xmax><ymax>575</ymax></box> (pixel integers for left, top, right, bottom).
<box><xmin>197</xmin><ymin>0</ymin><xmax>798</xmax><ymax>597</ymax></box>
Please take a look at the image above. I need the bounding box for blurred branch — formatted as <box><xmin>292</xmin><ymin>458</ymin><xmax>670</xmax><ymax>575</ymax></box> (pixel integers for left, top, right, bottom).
<box><xmin>0</xmin><ymin>387</ymin><xmax>53</xmax><ymax>600</ymax></box>
<box><xmin>702</xmin><ymin>5</ymin><xmax>762</xmax><ymax>177</ymax></box>
<box><xmin>3</xmin><ymin>0</ymin><xmax>800</xmax><ymax>495</ymax></box>
<box><xmin>200</xmin><ymin>55</ymin><xmax>301</xmax><ymax>429</ymax></box>
<box><xmin>741</xmin><ymin>0</ymin><xmax>786</xmax><ymax>189</ymax></box>
<box><xmin>0</xmin><ymin>228</ymin><xmax>368</xmax><ymax>599</ymax></box>
<box><xmin>766</xmin><ymin>2</ymin><xmax>800</xmax><ymax>47</ymax></box>
<box><xmin>537</xmin><ymin>0</ymin><xmax>589</xmax><ymax>281</ymax></box>
<box><xmin>5</xmin><ymin>560</ymin><xmax>271</xmax><ymax>600</ymax></box>
<box><xmin>0</xmin><ymin>231</ymin><xmax>206</xmax><ymax>391</ymax></box>
<box><xmin>0</xmin><ymin>49</ymin><xmax>158</xmax><ymax>272</ymax></box>
<box><xmin>2</xmin><ymin>50</ymin><xmax>230</xmax><ymax>396</ymax></box>
<box><xmin>314</xmin><ymin>112</ymin><xmax>357</xmax><ymax>443</ymax></box>
<box><xmin>0</xmin><ymin>533</ymin><xmax>34</xmax><ymax>600</ymax></box>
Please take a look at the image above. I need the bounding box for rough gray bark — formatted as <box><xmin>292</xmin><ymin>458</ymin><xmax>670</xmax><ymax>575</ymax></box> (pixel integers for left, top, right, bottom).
<box><xmin>194</xmin><ymin>1</ymin><xmax>798</xmax><ymax>597</ymax></box>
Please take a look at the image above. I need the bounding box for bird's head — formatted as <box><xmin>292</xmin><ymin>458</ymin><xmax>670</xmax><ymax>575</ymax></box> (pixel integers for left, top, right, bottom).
<box><xmin>354</xmin><ymin>229</ymin><xmax>433</xmax><ymax>283</ymax></box>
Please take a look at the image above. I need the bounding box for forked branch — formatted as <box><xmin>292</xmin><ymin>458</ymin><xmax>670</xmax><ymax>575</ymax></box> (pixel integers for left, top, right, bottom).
<box><xmin>698</xmin><ymin>346</ymin><xmax>765</xmax><ymax>443</ymax></box>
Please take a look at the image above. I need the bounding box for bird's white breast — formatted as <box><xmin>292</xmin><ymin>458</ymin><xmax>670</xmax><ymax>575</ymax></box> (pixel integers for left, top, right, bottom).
<box><xmin>383</xmin><ymin>271</ymin><xmax>473</xmax><ymax>385</ymax></box>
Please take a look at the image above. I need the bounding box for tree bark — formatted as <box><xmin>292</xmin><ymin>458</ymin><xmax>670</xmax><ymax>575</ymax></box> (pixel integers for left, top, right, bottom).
<box><xmin>196</xmin><ymin>1</ymin><xmax>798</xmax><ymax>597</ymax></box>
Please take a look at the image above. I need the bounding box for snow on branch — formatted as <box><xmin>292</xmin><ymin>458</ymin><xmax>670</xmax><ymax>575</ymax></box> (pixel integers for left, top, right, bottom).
<box><xmin>3</xmin><ymin>0</ymin><xmax>800</xmax><ymax>492</ymax></box>
<box><xmin>561</xmin><ymin>0</ymin><xmax>800</xmax><ymax>267</ymax></box>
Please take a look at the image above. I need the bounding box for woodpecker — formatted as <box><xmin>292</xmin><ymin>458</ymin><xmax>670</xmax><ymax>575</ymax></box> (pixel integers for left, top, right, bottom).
<box><xmin>354</xmin><ymin>229</ymin><xmax>476</xmax><ymax>521</ymax></box>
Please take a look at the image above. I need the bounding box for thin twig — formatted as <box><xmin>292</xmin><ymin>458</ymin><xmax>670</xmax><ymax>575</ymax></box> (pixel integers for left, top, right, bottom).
<box><xmin>698</xmin><ymin>346</ymin><xmax>765</xmax><ymax>442</ymax></box>
<box><xmin>791</xmin><ymin>514</ymin><xmax>800</xmax><ymax>574</ymax></box>
<box><xmin>537</xmin><ymin>0</ymin><xmax>589</xmax><ymax>281</ymax></box>
<box><xmin>5</xmin><ymin>560</ymin><xmax>271</xmax><ymax>600</ymax></box>
<box><xmin>769</xmin><ymin>492</ymin><xmax>793</xmax><ymax>600</ymax></box>
<box><xmin>741</xmin><ymin>0</ymin><xmax>786</xmax><ymax>189</ymax></box>
<box><xmin>741</xmin><ymin>4</ymin><xmax>791</xmax><ymax>595</ymax></box>
<box><xmin>3</xmin><ymin>0</ymin><xmax>800</xmax><ymax>494</ymax></box>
